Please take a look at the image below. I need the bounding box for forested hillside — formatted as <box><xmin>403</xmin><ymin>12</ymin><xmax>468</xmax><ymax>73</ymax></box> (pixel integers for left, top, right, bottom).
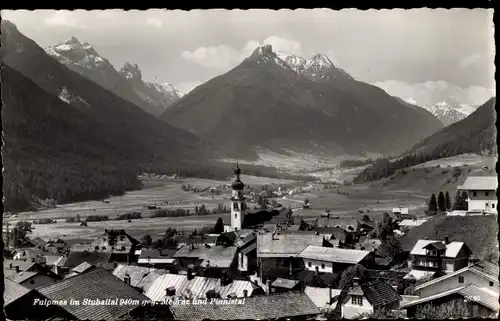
<box><xmin>354</xmin><ymin>98</ymin><xmax>496</xmax><ymax>183</ymax></box>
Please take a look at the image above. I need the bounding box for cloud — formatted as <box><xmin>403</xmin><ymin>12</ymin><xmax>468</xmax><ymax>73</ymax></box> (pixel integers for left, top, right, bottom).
<box><xmin>146</xmin><ymin>17</ymin><xmax>163</xmax><ymax>28</ymax></box>
<box><xmin>459</xmin><ymin>53</ymin><xmax>481</xmax><ymax>68</ymax></box>
<box><xmin>373</xmin><ymin>80</ymin><xmax>495</xmax><ymax>107</ymax></box>
<box><xmin>44</xmin><ymin>11</ymin><xmax>85</xmax><ymax>28</ymax></box>
<box><xmin>181</xmin><ymin>36</ymin><xmax>303</xmax><ymax>69</ymax></box>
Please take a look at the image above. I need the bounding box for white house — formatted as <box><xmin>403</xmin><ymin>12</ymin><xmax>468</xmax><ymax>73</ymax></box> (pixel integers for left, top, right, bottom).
<box><xmin>457</xmin><ymin>176</ymin><xmax>498</xmax><ymax>214</ymax></box>
<box><xmin>297</xmin><ymin>246</ymin><xmax>373</xmax><ymax>274</ymax></box>
<box><xmin>340</xmin><ymin>279</ymin><xmax>402</xmax><ymax>319</ymax></box>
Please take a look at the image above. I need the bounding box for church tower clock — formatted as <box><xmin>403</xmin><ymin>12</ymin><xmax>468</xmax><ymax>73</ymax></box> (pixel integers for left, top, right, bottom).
<box><xmin>230</xmin><ymin>164</ymin><xmax>246</xmax><ymax>231</ymax></box>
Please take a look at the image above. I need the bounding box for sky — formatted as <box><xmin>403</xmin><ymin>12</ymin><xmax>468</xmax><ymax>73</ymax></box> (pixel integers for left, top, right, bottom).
<box><xmin>1</xmin><ymin>9</ymin><xmax>495</xmax><ymax>104</ymax></box>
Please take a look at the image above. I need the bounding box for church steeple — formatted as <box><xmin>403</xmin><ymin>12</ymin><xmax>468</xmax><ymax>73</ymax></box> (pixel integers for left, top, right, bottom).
<box><xmin>230</xmin><ymin>163</ymin><xmax>246</xmax><ymax>232</ymax></box>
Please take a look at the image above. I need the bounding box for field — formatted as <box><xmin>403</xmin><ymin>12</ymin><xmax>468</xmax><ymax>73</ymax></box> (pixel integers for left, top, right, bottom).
<box><xmin>5</xmin><ymin>153</ymin><xmax>494</xmax><ymax>242</ymax></box>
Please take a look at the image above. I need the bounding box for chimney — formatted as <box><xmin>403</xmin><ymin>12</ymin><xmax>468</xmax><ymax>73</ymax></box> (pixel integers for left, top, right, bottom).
<box><xmin>187</xmin><ymin>267</ymin><xmax>194</xmax><ymax>280</ymax></box>
<box><xmin>289</xmin><ymin>259</ymin><xmax>293</xmax><ymax>276</ymax></box>
<box><xmin>15</xmin><ymin>266</ymin><xmax>20</xmax><ymax>273</ymax></box>
<box><xmin>444</xmin><ymin>235</ymin><xmax>450</xmax><ymax>245</ymax></box>
<box><xmin>329</xmin><ymin>287</ymin><xmax>333</xmax><ymax>304</ymax></box>
<box><xmin>267</xmin><ymin>279</ymin><xmax>272</xmax><ymax>295</ymax></box>
<box><xmin>243</xmin><ymin>289</ymin><xmax>248</xmax><ymax>298</ymax></box>
<box><xmin>124</xmin><ymin>273</ymin><xmax>131</xmax><ymax>286</ymax></box>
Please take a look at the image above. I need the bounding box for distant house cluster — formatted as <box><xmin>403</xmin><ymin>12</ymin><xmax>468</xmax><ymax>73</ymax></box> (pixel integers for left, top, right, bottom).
<box><xmin>4</xmin><ymin>168</ymin><xmax>499</xmax><ymax>320</ymax></box>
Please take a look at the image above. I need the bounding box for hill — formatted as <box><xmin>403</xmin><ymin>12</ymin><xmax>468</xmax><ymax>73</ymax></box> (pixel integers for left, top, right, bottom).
<box><xmin>354</xmin><ymin>98</ymin><xmax>496</xmax><ymax>183</ymax></box>
<box><xmin>0</xmin><ymin>20</ymin><xmax>204</xmax><ymax>212</ymax></box>
<box><xmin>399</xmin><ymin>215</ymin><xmax>498</xmax><ymax>263</ymax></box>
<box><xmin>161</xmin><ymin>45</ymin><xmax>443</xmax><ymax>160</ymax></box>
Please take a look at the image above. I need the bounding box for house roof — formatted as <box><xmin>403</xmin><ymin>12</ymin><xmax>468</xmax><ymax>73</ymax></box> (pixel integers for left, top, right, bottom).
<box><xmin>402</xmin><ymin>284</ymin><xmax>499</xmax><ymax>311</ymax></box>
<box><xmin>367</xmin><ymin>269</ymin><xmax>407</xmax><ymax>280</ymax></box>
<box><xmin>304</xmin><ymin>286</ymin><xmax>341</xmax><ymax>310</ymax></box>
<box><xmin>458</xmin><ymin>176</ymin><xmax>498</xmax><ymax>191</ymax></box>
<box><xmin>257</xmin><ymin>233</ymin><xmax>324</xmax><ymax>258</ymax></box>
<box><xmin>63</xmin><ymin>250</ymin><xmax>111</xmax><ymax>268</ymax></box>
<box><xmin>44</xmin><ymin>256</ymin><xmax>65</xmax><ymax>266</ymax></box>
<box><xmin>4</xmin><ymin>278</ymin><xmax>31</xmax><ymax>306</ymax></box>
<box><xmin>298</xmin><ymin>245</ymin><xmax>370</xmax><ymax>264</ymax></box>
<box><xmin>415</xmin><ymin>261</ymin><xmax>499</xmax><ymax>291</ymax></box>
<box><xmin>4</xmin><ymin>259</ymin><xmax>37</xmax><ymax>272</ymax></box>
<box><xmin>314</xmin><ymin>218</ymin><xmax>358</xmax><ymax>231</ymax></box>
<box><xmin>112</xmin><ymin>264</ymin><xmax>167</xmax><ymax>293</ymax></box>
<box><xmin>409</xmin><ymin>240</ymin><xmax>466</xmax><ymax>258</ymax></box>
<box><xmin>173</xmin><ymin>245</ymin><xmax>237</xmax><ymax>269</ymax></box>
<box><xmin>72</xmin><ymin>262</ymin><xmax>94</xmax><ymax>274</ymax></box>
<box><xmin>4</xmin><ymin>269</ymin><xmax>41</xmax><ymax>284</ymax></box>
<box><xmin>145</xmin><ymin>274</ymin><xmax>260</xmax><ymax>301</ymax></box>
<box><xmin>399</xmin><ymin>219</ymin><xmax>428</xmax><ymax>227</ymax></box>
<box><xmin>404</xmin><ymin>269</ymin><xmax>436</xmax><ymax>280</ymax></box>
<box><xmin>240</xmin><ymin>242</ymin><xmax>257</xmax><ymax>255</ymax></box>
<box><xmin>271</xmin><ymin>278</ymin><xmax>300</xmax><ymax>289</ymax></box>
<box><xmin>392</xmin><ymin>207</ymin><xmax>409</xmax><ymax>214</ymax></box>
<box><xmin>38</xmin><ymin>268</ymin><xmax>149</xmax><ymax>321</ymax></box>
<box><xmin>349</xmin><ymin>280</ymin><xmax>401</xmax><ymax>308</ymax></box>
<box><xmin>169</xmin><ymin>292</ymin><xmax>320</xmax><ymax>320</ymax></box>
<box><xmin>138</xmin><ymin>249</ymin><xmax>178</xmax><ymax>264</ymax></box>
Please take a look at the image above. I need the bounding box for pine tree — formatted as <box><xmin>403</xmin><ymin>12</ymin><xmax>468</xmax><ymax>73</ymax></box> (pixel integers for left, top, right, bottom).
<box><xmin>214</xmin><ymin>217</ymin><xmax>224</xmax><ymax>234</ymax></box>
<box><xmin>445</xmin><ymin>191</ymin><xmax>452</xmax><ymax>211</ymax></box>
<box><xmin>460</xmin><ymin>191</ymin><xmax>469</xmax><ymax>210</ymax></box>
<box><xmin>452</xmin><ymin>191</ymin><xmax>462</xmax><ymax>210</ymax></box>
<box><xmin>438</xmin><ymin>192</ymin><xmax>446</xmax><ymax>212</ymax></box>
<box><xmin>428</xmin><ymin>193</ymin><xmax>438</xmax><ymax>215</ymax></box>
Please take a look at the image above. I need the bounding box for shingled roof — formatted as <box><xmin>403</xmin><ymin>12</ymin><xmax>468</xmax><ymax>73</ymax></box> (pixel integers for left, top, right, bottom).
<box><xmin>169</xmin><ymin>292</ymin><xmax>320</xmax><ymax>320</ymax></box>
<box><xmin>257</xmin><ymin>232</ymin><xmax>324</xmax><ymax>258</ymax></box>
<box><xmin>4</xmin><ymin>278</ymin><xmax>31</xmax><ymax>306</ymax></box>
<box><xmin>112</xmin><ymin>264</ymin><xmax>167</xmax><ymax>293</ymax></box>
<box><xmin>348</xmin><ymin>280</ymin><xmax>401</xmax><ymax>308</ymax></box>
<box><xmin>63</xmin><ymin>250</ymin><xmax>111</xmax><ymax>268</ymax></box>
<box><xmin>37</xmin><ymin>268</ymin><xmax>149</xmax><ymax>320</ymax></box>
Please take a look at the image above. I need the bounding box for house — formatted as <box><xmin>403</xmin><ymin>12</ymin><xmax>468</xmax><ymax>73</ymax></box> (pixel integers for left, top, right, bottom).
<box><xmin>4</xmin><ymin>260</ymin><xmax>61</xmax><ymax>289</ymax></box>
<box><xmin>340</xmin><ymin>279</ymin><xmax>402</xmax><ymax>319</ymax></box>
<box><xmin>168</xmin><ymin>292</ymin><xmax>320</xmax><ymax>320</ymax></box>
<box><xmin>88</xmin><ymin>229</ymin><xmax>140</xmax><ymax>263</ymax></box>
<box><xmin>298</xmin><ymin>245</ymin><xmax>374</xmax><ymax>274</ymax></box>
<box><xmin>37</xmin><ymin>268</ymin><xmax>150</xmax><ymax>320</ymax></box>
<box><xmin>4</xmin><ymin>278</ymin><xmax>57</xmax><ymax>321</ymax></box>
<box><xmin>316</xmin><ymin>227</ymin><xmax>353</xmax><ymax>244</ymax></box>
<box><xmin>113</xmin><ymin>264</ymin><xmax>167</xmax><ymax>294</ymax></box>
<box><xmin>173</xmin><ymin>245</ymin><xmax>238</xmax><ymax>273</ymax></box>
<box><xmin>399</xmin><ymin>219</ymin><xmax>428</xmax><ymax>230</ymax></box>
<box><xmin>137</xmin><ymin>248</ymin><xmax>177</xmax><ymax>269</ymax></box>
<box><xmin>64</xmin><ymin>262</ymin><xmax>96</xmax><ymax>279</ymax></box>
<box><xmin>63</xmin><ymin>250</ymin><xmax>112</xmax><ymax>271</ymax></box>
<box><xmin>392</xmin><ymin>207</ymin><xmax>412</xmax><ymax>219</ymax></box>
<box><xmin>145</xmin><ymin>272</ymin><xmax>264</xmax><ymax>301</ymax></box>
<box><xmin>457</xmin><ymin>176</ymin><xmax>498</xmax><ymax>214</ymax></box>
<box><xmin>257</xmin><ymin>232</ymin><xmax>324</xmax><ymax>281</ymax></box>
<box><xmin>406</xmin><ymin>237</ymin><xmax>472</xmax><ymax>279</ymax></box>
<box><xmin>314</xmin><ymin>217</ymin><xmax>359</xmax><ymax>233</ymax></box>
<box><xmin>401</xmin><ymin>284</ymin><xmax>499</xmax><ymax>318</ymax></box>
<box><xmin>304</xmin><ymin>286</ymin><xmax>342</xmax><ymax>312</ymax></box>
<box><xmin>413</xmin><ymin>260</ymin><xmax>499</xmax><ymax>298</ymax></box>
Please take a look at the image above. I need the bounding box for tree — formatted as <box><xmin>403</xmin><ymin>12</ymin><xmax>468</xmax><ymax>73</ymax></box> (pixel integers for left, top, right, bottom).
<box><xmin>141</xmin><ymin>234</ymin><xmax>152</xmax><ymax>246</ymax></box>
<box><xmin>10</xmin><ymin>221</ymin><xmax>33</xmax><ymax>247</ymax></box>
<box><xmin>378</xmin><ymin>236</ymin><xmax>403</xmax><ymax>262</ymax></box>
<box><xmin>428</xmin><ymin>193</ymin><xmax>438</xmax><ymax>215</ymax></box>
<box><xmin>213</xmin><ymin>217</ymin><xmax>224</xmax><ymax>234</ymax></box>
<box><xmin>452</xmin><ymin>191</ymin><xmax>462</xmax><ymax>210</ymax></box>
<box><xmin>445</xmin><ymin>191</ymin><xmax>452</xmax><ymax>211</ymax></box>
<box><xmin>76</xmin><ymin>214</ymin><xmax>81</xmax><ymax>222</ymax></box>
<box><xmin>437</xmin><ymin>192</ymin><xmax>446</xmax><ymax>212</ymax></box>
<box><xmin>460</xmin><ymin>191</ymin><xmax>469</xmax><ymax>210</ymax></box>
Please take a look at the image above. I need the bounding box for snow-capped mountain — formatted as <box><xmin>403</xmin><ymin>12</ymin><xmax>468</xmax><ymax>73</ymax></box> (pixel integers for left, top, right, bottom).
<box><xmin>428</xmin><ymin>101</ymin><xmax>477</xmax><ymax>126</ymax></box>
<box><xmin>46</xmin><ymin>38</ymin><xmax>182</xmax><ymax>116</ymax></box>
<box><xmin>276</xmin><ymin>51</ymin><xmax>354</xmax><ymax>82</ymax></box>
<box><xmin>119</xmin><ymin>62</ymin><xmax>183</xmax><ymax>111</ymax></box>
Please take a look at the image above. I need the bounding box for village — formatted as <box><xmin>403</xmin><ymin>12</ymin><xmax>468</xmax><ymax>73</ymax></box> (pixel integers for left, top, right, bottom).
<box><xmin>3</xmin><ymin>166</ymin><xmax>499</xmax><ymax>320</ymax></box>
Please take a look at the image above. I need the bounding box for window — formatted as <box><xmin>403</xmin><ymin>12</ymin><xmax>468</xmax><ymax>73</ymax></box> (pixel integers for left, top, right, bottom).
<box><xmin>351</xmin><ymin>296</ymin><xmax>363</xmax><ymax>306</ymax></box>
<box><xmin>493</xmin><ymin>204</ymin><xmax>496</xmax><ymax>209</ymax></box>
<box><xmin>485</xmin><ymin>192</ymin><xmax>489</xmax><ymax>196</ymax></box>
<box><xmin>459</xmin><ymin>276</ymin><xmax>464</xmax><ymax>283</ymax></box>
<box><xmin>234</xmin><ymin>214</ymin><xmax>238</xmax><ymax>219</ymax></box>
<box><xmin>233</xmin><ymin>202</ymin><xmax>239</xmax><ymax>210</ymax></box>
<box><xmin>433</xmin><ymin>261</ymin><xmax>438</xmax><ymax>267</ymax></box>
<box><xmin>472</xmin><ymin>191</ymin><xmax>477</xmax><ymax>197</ymax></box>
<box><xmin>490</xmin><ymin>281</ymin><xmax>494</xmax><ymax>286</ymax></box>
<box><xmin>308</xmin><ymin>262</ymin><xmax>312</xmax><ymax>267</ymax></box>
<box><xmin>30</xmin><ymin>279</ymin><xmax>35</xmax><ymax>284</ymax></box>
<box><xmin>321</xmin><ymin>264</ymin><xmax>326</xmax><ymax>269</ymax></box>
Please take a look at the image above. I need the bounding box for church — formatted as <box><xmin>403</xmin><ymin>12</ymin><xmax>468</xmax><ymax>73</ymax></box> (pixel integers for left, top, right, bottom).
<box><xmin>225</xmin><ymin>164</ymin><xmax>286</xmax><ymax>232</ymax></box>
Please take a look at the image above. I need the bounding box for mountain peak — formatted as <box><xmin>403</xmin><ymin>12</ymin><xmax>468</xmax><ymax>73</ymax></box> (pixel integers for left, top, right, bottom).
<box><xmin>119</xmin><ymin>62</ymin><xmax>143</xmax><ymax>82</ymax></box>
<box><xmin>310</xmin><ymin>53</ymin><xmax>334</xmax><ymax>67</ymax></box>
<box><xmin>65</xmin><ymin>36</ymin><xmax>82</xmax><ymax>46</ymax></box>
<box><xmin>252</xmin><ymin>44</ymin><xmax>274</xmax><ymax>57</ymax></box>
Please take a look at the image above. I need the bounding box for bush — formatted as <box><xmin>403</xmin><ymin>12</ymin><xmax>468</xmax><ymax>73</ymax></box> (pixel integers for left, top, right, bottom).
<box><xmin>86</xmin><ymin>215</ymin><xmax>109</xmax><ymax>222</ymax></box>
<box><xmin>117</xmin><ymin>212</ymin><xmax>142</xmax><ymax>220</ymax></box>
